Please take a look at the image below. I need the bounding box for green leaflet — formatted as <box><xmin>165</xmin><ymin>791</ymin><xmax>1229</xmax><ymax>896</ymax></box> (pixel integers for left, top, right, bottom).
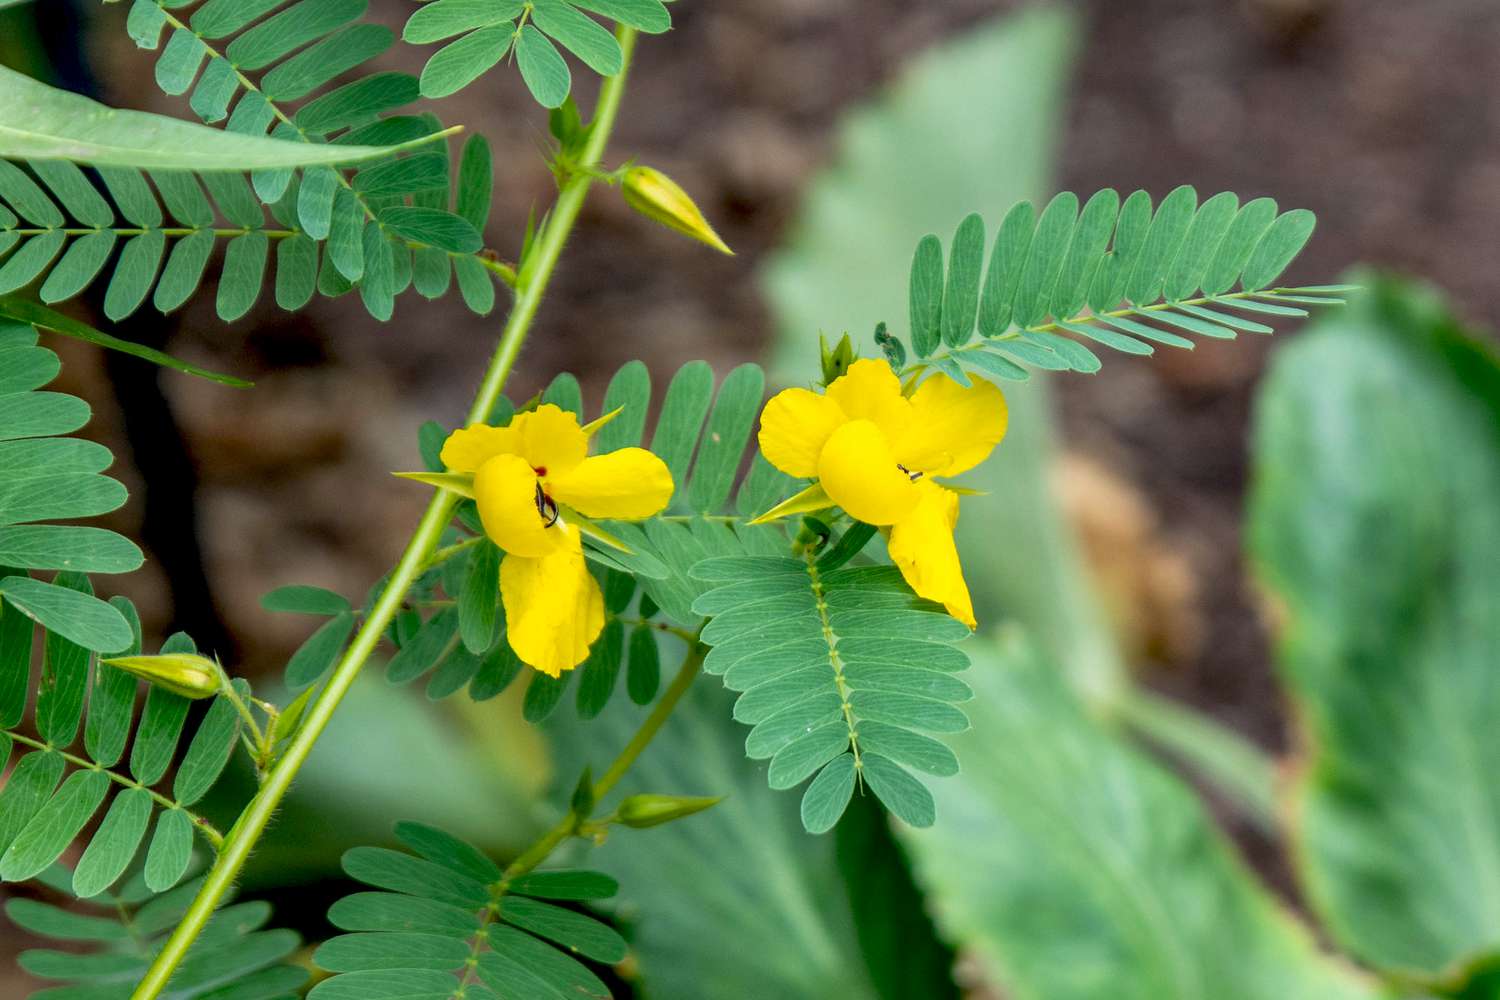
<box><xmin>313</xmin><ymin>827</ymin><xmax>623</xmax><ymax>999</ymax></box>
<box><xmin>692</xmin><ymin>559</ymin><xmax>971</xmax><ymax>832</ymax></box>
<box><xmin>1247</xmin><ymin>277</ymin><xmax>1500</xmax><ymax>983</ymax></box>
<box><xmin>0</xmin><ymin>64</ymin><xmax>430</xmax><ymax>169</ymax></box>
<box><xmin>404</xmin><ymin>0</ymin><xmax>671</xmax><ymax>106</ymax></box>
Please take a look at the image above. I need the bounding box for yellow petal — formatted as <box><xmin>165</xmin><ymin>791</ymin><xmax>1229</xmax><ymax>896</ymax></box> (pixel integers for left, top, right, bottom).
<box><xmin>440</xmin><ymin>424</ymin><xmax>521</xmax><ymax>474</ymax></box>
<box><xmin>749</xmin><ymin>482</ymin><xmax>833</xmax><ymax>524</ymax></box>
<box><xmin>500</xmin><ymin>534</ymin><xmax>604</xmax><ymax>677</ymax></box>
<box><xmin>757</xmin><ymin>387</ymin><xmax>847</xmax><ymax>478</ymax></box>
<box><xmin>508</xmin><ymin>404</ymin><xmax>589</xmax><ymax>475</ymax></box>
<box><xmin>548</xmin><ymin>448</ymin><xmax>674</xmax><ymax>520</ymax></box>
<box><xmin>817</xmin><ymin>419</ymin><xmax>920</xmax><ymax>526</ymax></box>
<box><xmin>824</xmin><ymin>359</ymin><xmax>913</xmax><ymax>442</ymax></box>
<box><xmin>886</xmin><ymin>481</ymin><xmax>976</xmax><ymax>627</ymax></box>
<box><xmin>895</xmin><ymin>372</ymin><xmax>1008</xmax><ymax>477</ymax></box>
<box><xmin>474</xmin><ymin>454</ymin><xmax>565</xmax><ymax>558</ymax></box>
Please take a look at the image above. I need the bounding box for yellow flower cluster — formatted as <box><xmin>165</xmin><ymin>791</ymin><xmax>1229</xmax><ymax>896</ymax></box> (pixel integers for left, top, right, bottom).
<box><xmin>427</xmin><ymin>358</ymin><xmax>1005</xmax><ymax>678</ymax></box>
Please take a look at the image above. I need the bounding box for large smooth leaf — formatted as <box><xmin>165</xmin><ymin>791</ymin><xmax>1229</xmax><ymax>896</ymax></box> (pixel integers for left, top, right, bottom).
<box><xmin>1249</xmin><ymin>276</ymin><xmax>1500</xmax><ymax>982</ymax></box>
<box><xmin>0</xmin><ymin>64</ymin><xmax>439</xmax><ymax>169</ymax></box>
<box><xmin>902</xmin><ymin>632</ymin><xmax>1380</xmax><ymax>1000</ymax></box>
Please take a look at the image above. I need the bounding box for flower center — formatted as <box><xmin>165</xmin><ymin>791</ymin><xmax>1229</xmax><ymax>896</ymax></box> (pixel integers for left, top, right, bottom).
<box><xmin>896</xmin><ymin>463</ymin><xmax>922</xmax><ymax>483</ymax></box>
<box><xmin>534</xmin><ymin>481</ymin><xmax>561</xmax><ymax>528</ymax></box>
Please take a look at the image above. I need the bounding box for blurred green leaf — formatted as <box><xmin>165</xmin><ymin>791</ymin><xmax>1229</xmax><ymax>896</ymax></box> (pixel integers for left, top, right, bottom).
<box><xmin>902</xmin><ymin>631</ymin><xmax>1381</xmax><ymax>1000</ymax></box>
<box><xmin>1249</xmin><ymin>275</ymin><xmax>1500</xmax><ymax>982</ymax></box>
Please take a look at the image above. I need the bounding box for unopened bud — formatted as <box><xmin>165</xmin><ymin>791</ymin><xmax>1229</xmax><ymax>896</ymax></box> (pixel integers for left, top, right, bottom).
<box><xmin>101</xmin><ymin>653</ymin><xmax>221</xmax><ymax>700</ymax></box>
<box><xmin>615</xmin><ymin>793</ymin><xmax>722</xmax><ymax>829</ymax></box>
<box><xmin>621</xmin><ymin>166</ymin><xmax>733</xmax><ymax>256</ymax></box>
<box><xmin>819</xmin><ymin>332</ymin><xmax>856</xmax><ymax>386</ymax></box>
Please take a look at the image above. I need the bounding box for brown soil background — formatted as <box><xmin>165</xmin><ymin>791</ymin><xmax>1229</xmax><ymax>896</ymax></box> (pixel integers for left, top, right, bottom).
<box><xmin>5</xmin><ymin>0</ymin><xmax>1500</xmax><ymax>993</ymax></box>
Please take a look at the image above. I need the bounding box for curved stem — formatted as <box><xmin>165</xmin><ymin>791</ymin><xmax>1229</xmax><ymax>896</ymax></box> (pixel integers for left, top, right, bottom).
<box><xmin>502</xmin><ymin>638</ymin><xmax>705</xmax><ymax>880</ymax></box>
<box><xmin>129</xmin><ymin>29</ymin><xmax>640</xmax><ymax>999</ymax></box>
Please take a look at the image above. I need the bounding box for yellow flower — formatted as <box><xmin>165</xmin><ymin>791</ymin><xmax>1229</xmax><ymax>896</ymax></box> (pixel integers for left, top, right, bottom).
<box><xmin>440</xmin><ymin>405</ymin><xmax>674</xmax><ymax>676</ymax></box>
<box><xmin>755</xmin><ymin>359</ymin><xmax>1007</xmax><ymax>627</ymax></box>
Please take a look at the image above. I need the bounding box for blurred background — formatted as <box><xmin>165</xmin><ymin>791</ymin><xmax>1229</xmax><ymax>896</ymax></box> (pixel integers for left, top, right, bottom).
<box><xmin>4</xmin><ymin>0</ymin><xmax>1500</xmax><ymax>996</ymax></box>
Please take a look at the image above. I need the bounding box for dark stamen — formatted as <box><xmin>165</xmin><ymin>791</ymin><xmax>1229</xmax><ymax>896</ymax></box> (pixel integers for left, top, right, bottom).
<box><xmin>896</xmin><ymin>463</ymin><xmax>922</xmax><ymax>482</ymax></box>
<box><xmin>534</xmin><ymin>481</ymin><xmax>560</xmax><ymax>527</ymax></box>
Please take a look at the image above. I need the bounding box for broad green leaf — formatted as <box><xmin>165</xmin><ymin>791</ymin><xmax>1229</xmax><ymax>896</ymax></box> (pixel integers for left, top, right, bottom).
<box><xmin>0</xmin><ymin>751</ymin><xmax>64</xmax><ymax>858</ymax></box>
<box><xmin>72</xmin><ymin>787</ymin><xmax>153</xmax><ymax>897</ymax></box>
<box><xmin>499</xmin><ymin>895</ymin><xmax>627</xmax><ymax>963</ymax></box>
<box><xmin>419</xmin><ymin>25</ymin><xmax>511</xmax><ymax>98</ymax></box>
<box><xmin>515</xmin><ymin>24</ymin><xmax>571</xmax><ymax>109</ymax></box>
<box><xmin>393</xmin><ymin>820</ymin><xmax>501</xmax><ymax>883</ymax></box>
<box><xmin>1</xmin><ymin>768</ymin><xmax>108</xmax><ymax>882</ymax></box>
<box><xmin>218</xmin><ymin>230</ymin><xmax>269</xmax><ymax>322</ymax></box>
<box><xmin>532</xmin><ymin>0</ymin><xmax>623</xmax><ymax>75</ymax></box>
<box><xmin>1248</xmin><ymin>277</ymin><xmax>1500</xmax><ymax>979</ymax></box>
<box><xmin>130</xmin><ymin>682</ymin><xmax>191</xmax><ymax>785</ymax></box>
<box><xmin>1242</xmin><ymin>209</ymin><xmax>1317</xmax><ymax>291</ymax></box>
<box><xmin>650</xmin><ymin>360</ymin><xmax>714</xmax><ymax>493</ymax></box>
<box><xmin>143</xmin><ymin>807</ymin><xmax>194</xmax><ymax>892</ymax></box>
<box><xmin>263</xmin><ymin>23</ymin><xmax>396</xmax><ymax>101</ymax></box>
<box><xmin>315</xmin><ymin>931</ymin><xmax>472</xmax><ymax>973</ymax></box>
<box><xmin>379</xmin><ymin>206</ymin><xmax>484</xmax><ymax>254</ymax></box>
<box><xmin>458</xmin><ymin>541</ymin><xmax>500</xmax><ymax>654</ymax></box>
<box><xmin>574</xmin><ymin>618</ymin><xmax>622</xmax><ymax>719</ymax></box>
<box><xmin>685</xmin><ymin>363</ymin><xmax>764</xmax><ymax>512</ymax></box>
<box><xmin>295</xmin><ymin>72</ymin><xmax>421</xmax><ymax>136</ymax></box>
<box><xmin>522</xmin><ymin>669</ymin><xmax>571</xmax><ymax>722</ymax></box>
<box><xmin>1164</xmin><ymin>190</ymin><xmax>1238</xmax><ymax>302</ymax></box>
<box><xmin>0</xmin><ymin>593</ymin><xmax>33</xmax><ymax>728</ymax></box>
<box><xmin>1201</xmin><ymin>198</ymin><xmax>1278</xmax><ymax>296</ymax></box>
<box><xmin>174</xmin><ymin>684</ymin><xmax>243</xmax><ymax>805</ymax></box>
<box><xmin>0</xmin><ymin>525</ymin><xmax>142</xmax><ymax>574</ymax></box>
<box><xmin>1011</xmin><ymin>190</ymin><xmax>1076</xmax><ymax>329</ymax></box>
<box><xmin>456</xmin><ymin>133</ymin><xmax>493</xmax><ymax>231</ymax></box>
<box><xmin>341</xmin><ymin>845</ymin><xmax>490</xmax><ymax>908</ymax></box>
<box><xmin>285</xmin><ymin>611</ymin><xmax>355</xmax><ymax>689</ymax></box>
<box><xmin>103</xmin><ymin>230</ymin><xmax>167</xmax><ymax>321</ymax></box>
<box><xmin>625</xmin><ymin>623</ymin><xmax>659</xmax><ymax>704</ymax></box>
<box><xmin>262</xmin><ymin>584</ymin><xmax>352</xmax><ymax>616</ymax></box>
<box><xmin>0</xmin><ymin>64</ymin><xmax>440</xmax><ymax>168</ymax></box>
<box><xmin>1124</xmin><ymin>184</ymin><xmax>1196</xmax><ymax>306</ymax></box>
<box><xmin>5</xmin><ymin>897</ymin><xmax>132</xmax><ymax>942</ymax></box>
<box><xmin>907</xmin><ymin>235</ymin><xmax>943</xmax><ymax>357</ymax></box>
<box><xmin>0</xmin><ymin>574</ymin><xmax>131</xmax><ymax>654</ymax></box>
<box><xmin>405</xmin><ymin>0</ymin><xmax>523</xmax><ymax>44</ymax></box>
<box><xmin>902</xmin><ymin>634</ymin><xmax>1379</xmax><ymax>1000</ymax></box>
<box><xmin>225</xmin><ymin>0</ymin><xmax>364</xmax><ymax>70</ymax></box>
<box><xmin>328</xmin><ymin>891</ymin><xmax>481</xmax><ymax>936</ymax></box>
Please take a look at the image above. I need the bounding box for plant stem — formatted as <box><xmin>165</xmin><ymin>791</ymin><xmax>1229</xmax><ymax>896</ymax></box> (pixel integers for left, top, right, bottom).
<box><xmin>502</xmin><ymin>639</ymin><xmax>705</xmax><ymax>880</ymax></box>
<box><xmin>129</xmin><ymin>30</ymin><xmax>640</xmax><ymax>999</ymax></box>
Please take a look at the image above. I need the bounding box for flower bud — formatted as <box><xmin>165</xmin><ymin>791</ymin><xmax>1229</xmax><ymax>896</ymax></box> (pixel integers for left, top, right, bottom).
<box><xmin>820</xmin><ymin>332</ymin><xmax>856</xmax><ymax>386</ymax></box>
<box><xmin>621</xmin><ymin>166</ymin><xmax>733</xmax><ymax>256</ymax></box>
<box><xmin>101</xmin><ymin>653</ymin><xmax>221</xmax><ymax>700</ymax></box>
<box><xmin>615</xmin><ymin>793</ymin><xmax>722</xmax><ymax>829</ymax></box>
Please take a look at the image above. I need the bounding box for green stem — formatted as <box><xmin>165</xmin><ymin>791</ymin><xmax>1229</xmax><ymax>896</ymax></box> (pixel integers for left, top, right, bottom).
<box><xmin>4</xmin><ymin>732</ymin><xmax>223</xmax><ymax>849</ymax></box>
<box><xmin>502</xmin><ymin>639</ymin><xmax>705</xmax><ymax>880</ymax></box>
<box><xmin>128</xmin><ymin>29</ymin><xmax>640</xmax><ymax>1000</ymax></box>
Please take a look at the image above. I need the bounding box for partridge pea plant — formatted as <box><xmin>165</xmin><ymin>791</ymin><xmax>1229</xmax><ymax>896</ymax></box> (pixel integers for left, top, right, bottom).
<box><xmin>0</xmin><ymin>4</ymin><xmax>1348</xmax><ymax>998</ymax></box>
